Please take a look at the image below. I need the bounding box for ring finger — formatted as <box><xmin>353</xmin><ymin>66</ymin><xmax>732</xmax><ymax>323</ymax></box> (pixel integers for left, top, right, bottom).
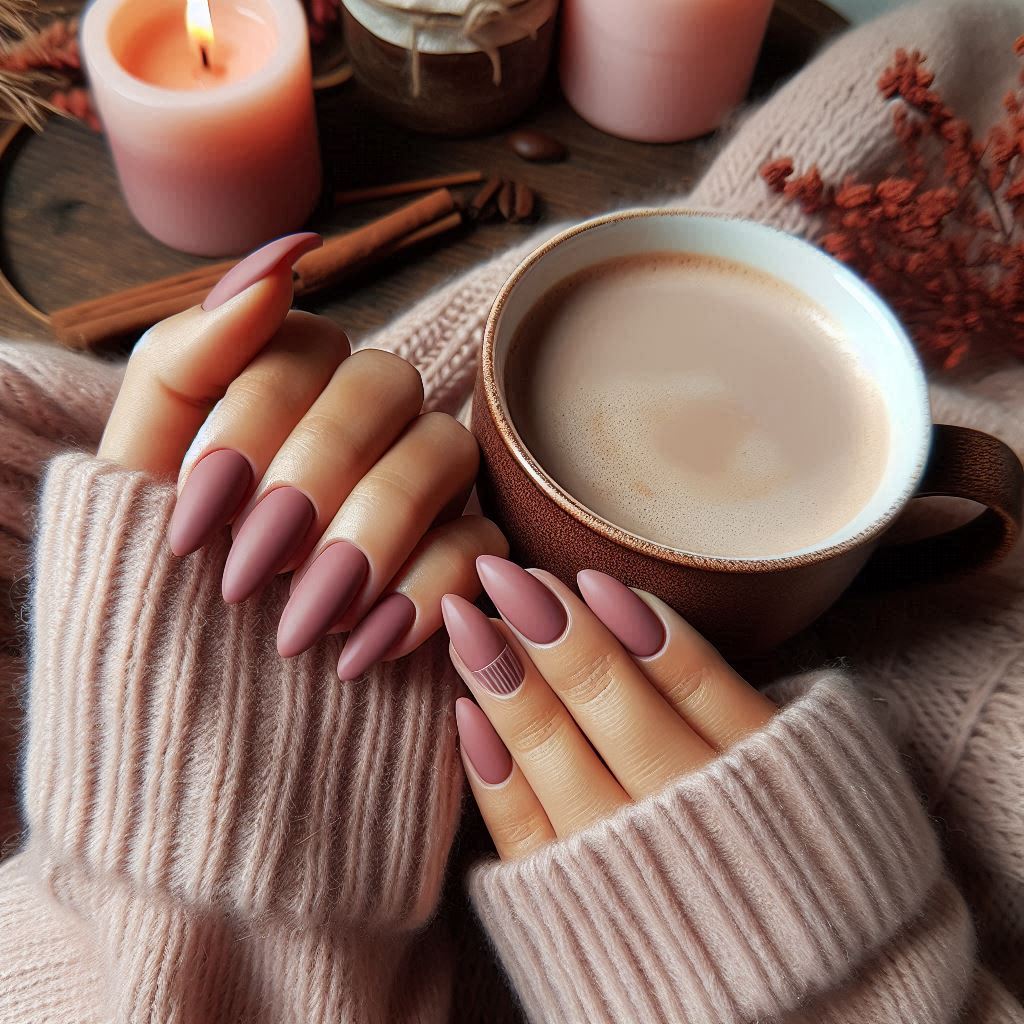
<box><xmin>443</xmin><ymin>596</ymin><xmax>629</xmax><ymax>838</ymax></box>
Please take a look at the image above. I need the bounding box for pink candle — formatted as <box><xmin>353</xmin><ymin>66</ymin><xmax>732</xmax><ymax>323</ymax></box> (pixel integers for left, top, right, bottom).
<box><xmin>559</xmin><ymin>0</ymin><xmax>773</xmax><ymax>143</ymax></box>
<box><xmin>83</xmin><ymin>0</ymin><xmax>321</xmax><ymax>256</ymax></box>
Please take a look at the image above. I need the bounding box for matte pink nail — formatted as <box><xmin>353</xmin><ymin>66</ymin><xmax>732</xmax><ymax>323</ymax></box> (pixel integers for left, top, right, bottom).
<box><xmin>277</xmin><ymin>541</ymin><xmax>369</xmax><ymax>657</ymax></box>
<box><xmin>168</xmin><ymin>449</ymin><xmax>252</xmax><ymax>557</ymax></box>
<box><xmin>455</xmin><ymin>697</ymin><xmax>513</xmax><ymax>785</ymax></box>
<box><xmin>475</xmin><ymin>556</ymin><xmax>567</xmax><ymax>646</ymax></box>
<box><xmin>221</xmin><ymin>487</ymin><xmax>315</xmax><ymax>603</ymax></box>
<box><xmin>202</xmin><ymin>232</ymin><xmax>322</xmax><ymax>311</ymax></box>
<box><xmin>442</xmin><ymin>594</ymin><xmax>524</xmax><ymax>696</ymax></box>
<box><xmin>336</xmin><ymin>593</ymin><xmax>416</xmax><ymax>681</ymax></box>
<box><xmin>577</xmin><ymin>569</ymin><xmax>666</xmax><ymax>658</ymax></box>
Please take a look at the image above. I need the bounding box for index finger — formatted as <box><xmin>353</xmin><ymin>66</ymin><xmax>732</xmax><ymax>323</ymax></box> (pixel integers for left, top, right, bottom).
<box><xmin>98</xmin><ymin>232</ymin><xmax>321</xmax><ymax>476</ymax></box>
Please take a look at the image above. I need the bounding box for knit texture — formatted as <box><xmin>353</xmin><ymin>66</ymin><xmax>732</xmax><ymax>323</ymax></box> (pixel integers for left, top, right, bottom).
<box><xmin>0</xmin><ymin>2</ymin><xmax>1022</xmax><ymax>1021</ymax></box>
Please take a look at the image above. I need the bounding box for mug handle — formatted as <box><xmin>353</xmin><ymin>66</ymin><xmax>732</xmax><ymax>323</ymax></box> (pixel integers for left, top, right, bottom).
<box><xmin>859</xmin><ymin>424</ymin><xmax>1023</xmax><ymax>588</ymax></box>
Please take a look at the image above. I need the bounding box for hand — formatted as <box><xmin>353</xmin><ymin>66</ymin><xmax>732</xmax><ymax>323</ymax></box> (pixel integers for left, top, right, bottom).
<box><xmin>99</xmin><ymin>233</ymin><xmax>507</xmax><ymax>679</ymax></box>
<box><xmin>443</xmin><ymin>559</ymin><xmax>776</xmax><ymax>860</ymax></box>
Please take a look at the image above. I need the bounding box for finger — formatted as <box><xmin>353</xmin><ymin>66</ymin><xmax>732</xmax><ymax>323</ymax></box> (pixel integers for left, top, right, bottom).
<box><xmin>577</xmin><ymin>570</ymin><xmax>776</xmax><ymax>750</ymax></box>
<box><xmin>443</xmin><ymin>595</ymin><xmax>629</xmax><ymax>839</ymax></box>
<box><xmin>219</xmin><ymin>349</ymin><xmax>425</xmax><ymax>605</ymax></box>
<box><xmin>99</xmin><ymin>233</ymin><xmax>321</xmax><ymax>476</ymax></box>
<box><xmin>274</xmin><ymin>412</ymin><xmax>479</xmax><ymax>654</ymax></box>
<box><xmin>478</xmin><ymin>558</ymin><xmax>715</xmax><ymax>799</ymax></box>
<box><xmin>455</xmin><ymin>697</ymin><xmax>555</xmax><ymax>861</ymax></box>
<box><xmin>335</xmin><ymin>515</ymin><xmax>507</xmax><ymax>679</ymax></box>
<box><xmin>167</xmin><ymin>312</ymin><xmax>350</xmax><ymax>556</ymax></box>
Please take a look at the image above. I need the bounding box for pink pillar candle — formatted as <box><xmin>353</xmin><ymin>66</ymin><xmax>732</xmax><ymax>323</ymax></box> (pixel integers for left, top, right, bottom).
<box><xmin>559</xmin><ymin>0</ymin><xmax>774</xmax><ymax>143</ymax></box>
<box><xmin>83</xmin><ymin>0</ymin><xmax>321</xmax><ymax>256</ymax></box>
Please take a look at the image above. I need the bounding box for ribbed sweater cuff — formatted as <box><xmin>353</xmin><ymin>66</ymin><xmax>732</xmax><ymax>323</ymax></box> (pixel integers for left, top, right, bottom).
<box><xmin>25</xmin><ymin>455</ymin><xmax>462</xmax><ymax>928</ymax></box>
<box><xmin>470</xmin><ymin>675</ymin><xmax>945</xmax><ymax>1024</ymax></box>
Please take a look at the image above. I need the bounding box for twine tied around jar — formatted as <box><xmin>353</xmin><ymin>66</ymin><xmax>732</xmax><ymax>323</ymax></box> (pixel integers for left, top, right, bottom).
<box><xmin>360</xmin><ymin>0</ymin><xmax>549</xmax><ymax>96</ymax></box>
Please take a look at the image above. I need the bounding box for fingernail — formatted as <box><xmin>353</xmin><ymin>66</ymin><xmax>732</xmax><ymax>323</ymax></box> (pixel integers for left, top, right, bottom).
<box><xmin>222</xmin><ymin>486</ymin><xmax>315</xmax><ymax>603</ymax></box>
<box><xmin>577</xmin><ymin>569</ymin><xmax>665</xmax><ymax>658</ymax></box>
<box><xmin>455</xmin><ymin>697</ymin><xmax>513</xmax><ymax>785</ymax></box>
<box><xmin>442</xmin><ymin>594</ymin><xmax>524</xmax><ymax>697</ymax></box>
<box><xmin>475</xmin><ymin>556</ymin><xmax>566</xmax><ymax>645</ymax></box>
<box><xmin>202</xmin><ymin>232</ymin><xmax>322</xmax><ymax>311</ymax></box>
<box><xmin>168</xmin><ymin>449</ymin><xmax>252</xmax><ymax>557</ymax></box>
<box><xmin>336</xmin><ymin>593</ymin><xmax>416</xmax><ymax>681</ymax></box>
<box><xmin>277</xmin><ymin>541</ymin><xmax>369</xmax><ymax>657</ymax></box>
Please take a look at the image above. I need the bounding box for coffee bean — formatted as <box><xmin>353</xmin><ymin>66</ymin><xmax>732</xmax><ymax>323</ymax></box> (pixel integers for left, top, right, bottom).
<box><xmin>469</xmin><ymin>176</ymin><xmax>503</xmax><ymax>221</ymax></box>
<box><xmin>506</xmin><ymin>128</ymin><xmax>567</xmax><ymax>163</ymax></box>
<box><xmin>497</xmin><ymin>180</ymin><xmax>515</xmax><ymax>221</ymax></box>
<box><xmin>513</xmin><ymin>183</ymin><xmax>536</xmax><ymax>222</ymax></box>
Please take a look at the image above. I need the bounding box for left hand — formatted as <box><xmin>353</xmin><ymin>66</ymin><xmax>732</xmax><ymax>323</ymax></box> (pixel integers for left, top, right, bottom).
<box><xmin>443</xmin><ymin>558</ymin><xmax>776</xmax><ymax>860</ymax></box>
<box><xmin>98</xmin><ymin>233</ymin><xmax>507</xmax><ymax>679</ymax></box>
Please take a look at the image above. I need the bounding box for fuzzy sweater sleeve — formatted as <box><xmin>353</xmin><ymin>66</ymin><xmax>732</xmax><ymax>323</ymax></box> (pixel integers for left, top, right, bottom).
<box><xmin>469</xmin><ymin>674</ymin><xmax>1023</xmax><ymax>1024</ymax></box>
<box><xmin>1</xmin><ymin>453</ymin><xmax>462</xmax><ymax>1024</ymax></box>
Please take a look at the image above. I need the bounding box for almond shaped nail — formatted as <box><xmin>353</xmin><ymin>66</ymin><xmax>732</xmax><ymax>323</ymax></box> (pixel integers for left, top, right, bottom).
<box><xmin>442</xmin><ymin>594</ymin><xmax>524</xmax><ymax>697</ymax></box>
<box><xmin>577</xmin><ymin>569</ymin><xmax>665</xmax><ymax>658</ymax></box>
<box><xmin>336</xmin><ymin>593</ymin><xmax>416</xmax><ymax>681</ymax></box>
<box><xmin>455</xmin><ymin>697</ymin><xmax>513</xmax><ymax>785</ymax></box>
<box><xmin>277</xmin><ymin>541</ymin><xmax>369</xmax><ymax>657</ymax></box>
<box><xmin>221</xmin><ymin>486</ymin><xmax>315</xmax><ymax>604</ymax></box>
<box><xmin>475</xmin><ymin>556</ymin><xmax>567</xmax><ymax>646</ymax></box>
<box><xmin>168</xmin><ymin>449</ymin><xmax>252</xmax><ymax>557</ymax></box>
<box><xmin>202</xmin><ymin>232</ymin><xmax>322</xmax><ymax>311</ymax></box>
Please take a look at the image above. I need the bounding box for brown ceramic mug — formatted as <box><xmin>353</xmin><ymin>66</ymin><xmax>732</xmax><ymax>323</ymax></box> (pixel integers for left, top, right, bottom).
<box><xmin>472</xmin><ymin>210</ymin><xmax>1024</xmax><ymax>655</ymax></box>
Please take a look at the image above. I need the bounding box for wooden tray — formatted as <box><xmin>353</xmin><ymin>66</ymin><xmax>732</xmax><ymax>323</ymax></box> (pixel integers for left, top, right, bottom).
<box><xmin>0</xmin><ymin>0</ymin><xmax>847</xmax><ymax>344</ymax></box>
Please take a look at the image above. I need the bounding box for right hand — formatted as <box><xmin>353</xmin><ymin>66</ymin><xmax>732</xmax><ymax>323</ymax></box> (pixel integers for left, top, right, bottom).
<box><xmin>444</xmin><ymin>558</ymin><xmax>776</xmax><ymax>861</ymax></box>
<box><xmin>99</xmin><ymin>232</ymin><xmax>507</xmax><ymax>680</ymax></box>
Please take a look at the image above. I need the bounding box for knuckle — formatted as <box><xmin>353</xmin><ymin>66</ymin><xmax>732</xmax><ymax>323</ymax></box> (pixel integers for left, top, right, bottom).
<box><xmin>663</xmin><ymin>666</ymin><xmax>713</xmax><ymax>710</ymax></box>
<box><xmin>348</xmin><ymin>349</ymin><xmax>424</xmax><ymax>403</ymax></box>
<box><xmin>491</xmin><ymin>815</ymin><xmax>548</xmax><ymax>854</ymax></box>
<box><xmin>415</xmin><ymin>412</ymin><xmax>480</xmax><ymax>471</ymax></box>
<box><xmin>560</xmin><ymin>651</ymin><xmax>617</xmax><ymax>706</ymax></box>
<box><xmin>513</xmin><ymin>703</ymin><xmax>569</xmax><ymax>757</ymax></box>
<box><xmin>280</xmin><ymin>311</ymin><xmax>351</xmax><ymax>361</ymax></box>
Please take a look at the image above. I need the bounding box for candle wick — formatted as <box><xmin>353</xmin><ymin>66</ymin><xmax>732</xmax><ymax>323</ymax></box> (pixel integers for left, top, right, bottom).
<box><xmin>200</xmin><ymin>44</ymin><xmax>210</xmax><ymax>69</ymax></box>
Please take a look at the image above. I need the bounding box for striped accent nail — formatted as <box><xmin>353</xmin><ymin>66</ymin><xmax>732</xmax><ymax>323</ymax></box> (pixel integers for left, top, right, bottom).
<box><xmin>442</xmin><ymin>593</ymin><xmax>526</xmax><ymax>698</ymax></box>
<box><xmin>473</xmin><ymin>645</ymin><xmax>524</xmax><ymax>697</ymax></box>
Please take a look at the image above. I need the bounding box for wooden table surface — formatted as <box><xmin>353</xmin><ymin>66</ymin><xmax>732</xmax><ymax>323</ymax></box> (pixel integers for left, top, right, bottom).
<box><xmin>0</xmin><ymin>0</ymin><xmax>846</xmax><ymax>347</ymax></box>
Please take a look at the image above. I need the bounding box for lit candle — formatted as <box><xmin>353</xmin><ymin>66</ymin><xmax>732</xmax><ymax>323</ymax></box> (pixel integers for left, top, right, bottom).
<box><xmin>559</xmin><ymin>0</ymin><xmax>773</xmax><ymax>143</ymax></box>
<box><xmin>83</xmin><ymin>0</ymin><xmax>321</xmax><ymax>256</ymax></box>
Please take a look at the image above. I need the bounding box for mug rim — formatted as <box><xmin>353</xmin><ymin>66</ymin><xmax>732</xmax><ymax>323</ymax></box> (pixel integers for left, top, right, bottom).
<box><xmin>480</xmin><ymin>207</ymin><xmax>932</xmax><ymax>574</ymax></box>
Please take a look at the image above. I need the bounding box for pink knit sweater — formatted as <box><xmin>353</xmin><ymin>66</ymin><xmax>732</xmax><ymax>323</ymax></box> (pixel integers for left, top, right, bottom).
<box><xmin>1</xmin><ymin>4</ymin><xmax>1023</xmax><ymax>1021</ymax></box>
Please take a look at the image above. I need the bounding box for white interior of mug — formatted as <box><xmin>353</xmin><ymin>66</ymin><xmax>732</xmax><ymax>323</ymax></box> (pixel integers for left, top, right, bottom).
<box><xmin>488</xmin><ymin>210</ymin><xmax>932</xmax><ymax>563</ymax></box>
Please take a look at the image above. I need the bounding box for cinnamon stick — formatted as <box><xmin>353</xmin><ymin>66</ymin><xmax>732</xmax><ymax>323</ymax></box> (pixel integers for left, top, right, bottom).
<box><xmin>52</xmin><ymin>189</ymin><xmax>458</xmax><ymax>350</ymax></box>
<box><xmin>334</xmin><ymin>170</ymin><xmax>484</xmax><ymax>206</ymax></box>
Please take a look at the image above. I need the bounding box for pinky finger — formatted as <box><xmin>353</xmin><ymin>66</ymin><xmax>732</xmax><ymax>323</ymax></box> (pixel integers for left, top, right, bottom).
<box><xmin>456</xmin><ymin>697</ymin><xmax>555</xmax><ymax>861</ymax></box>
<box><xmin>336</xmin><ymin>514</ymin><xmax>508</xmax><ymax>680</ymax></box>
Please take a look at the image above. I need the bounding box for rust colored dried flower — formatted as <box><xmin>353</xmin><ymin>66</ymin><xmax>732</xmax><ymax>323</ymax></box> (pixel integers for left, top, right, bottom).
<box><xmin>762</xmin><ymin>41</ymin><xmax>1024</xmax><ymax>370</ymax></box>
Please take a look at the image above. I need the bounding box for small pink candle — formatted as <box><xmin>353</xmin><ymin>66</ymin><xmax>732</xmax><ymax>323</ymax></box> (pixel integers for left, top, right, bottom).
<box><xmin>560</xmin><ymin>0</ymin><xmax>773</xmax><ymax>143</ymax></box>
<box><xmin>83</xmin><ymin>0</ymin><xmax>321</xmax><ymax>256</ymax></box>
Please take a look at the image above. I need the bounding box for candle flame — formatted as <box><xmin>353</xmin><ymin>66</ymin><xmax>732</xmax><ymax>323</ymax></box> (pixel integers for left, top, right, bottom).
<box><xmin>186</xmin><ymin>0</ymin><xmax>215</xmax><ymax>64</ymax></box>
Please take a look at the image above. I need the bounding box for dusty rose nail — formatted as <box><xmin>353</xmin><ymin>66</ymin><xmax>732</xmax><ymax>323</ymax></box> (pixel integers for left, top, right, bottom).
<box><xmin>455</xmin><ymin>697</ymin><xmax>513</xmax><ymax>785</ymax></box>
<box><xmin>336</xmin><ymin>592</ymin><xmax>416</xmax><ymax>680</ymax></box>
<box><xmin>221</xmin><ymin>486</ymin><xmax>315</xmax><ymax>603</ymax></box>
<box><xmin>577</xmin><ymin>569</ymin><xmax>665</xmax><ymax>658</ymax></box>
<box><xmin>202</xmin><ymin>232</ymin><xmax>322</xmax><ymax>311</ymax></box>
<box><xmin>475</xmin><ymin>556</ymin><xmax>567</xmax><ymax>646</ymax></box>
<box><xmin>168</xmin><ymin>449</ymin><xmax>252</xmax><ymax>557</ymax></box>
<box><xmin>277</xmin><ymin>541</ymin><xmax>369</xmax><ymax>657</ymax></box>
<box><xmin>442</xmin><ymin>594</ymin><xmax>524</xmax><ymax>696</ymax></box>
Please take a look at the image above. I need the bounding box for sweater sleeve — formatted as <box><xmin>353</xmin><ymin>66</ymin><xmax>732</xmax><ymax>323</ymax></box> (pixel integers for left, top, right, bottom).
<box><xmin>5</xmin><ymin>453</ymin><xmax>463</xmax><ymax>1024</ymax></box>
<box><xmin>469</xmin><ymin>674</ymin><xmax>1021</xmax><ymax>1023</ymax></box>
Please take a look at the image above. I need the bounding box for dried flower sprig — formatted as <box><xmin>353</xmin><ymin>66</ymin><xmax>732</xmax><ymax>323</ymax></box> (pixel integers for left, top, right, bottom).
<box><xmin>762</xmin><ymin>40</ymin><xmax>1024</xmax><ymax>370</ymax></box>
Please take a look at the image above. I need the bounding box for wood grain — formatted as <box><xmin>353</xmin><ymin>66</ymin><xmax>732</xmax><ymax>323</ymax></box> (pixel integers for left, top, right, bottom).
<box><xmin>0</xmin><ymin>0</ymin><xmax>846</xmax><ymax>347</ymax></box>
